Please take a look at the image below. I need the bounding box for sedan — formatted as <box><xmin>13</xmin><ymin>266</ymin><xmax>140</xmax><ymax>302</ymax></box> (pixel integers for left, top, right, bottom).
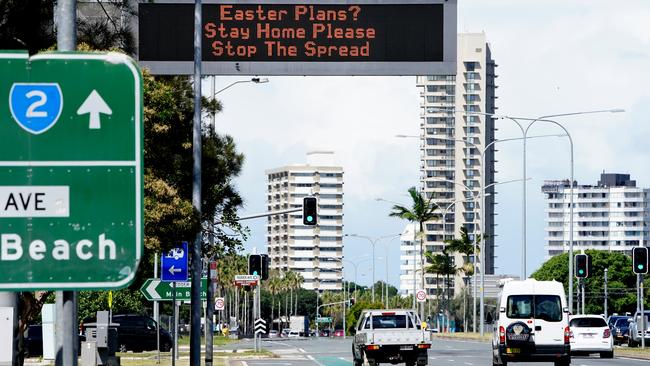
<box><xmin>611</xmin><ymin>317</ymin><xmax>632</xmax><ymax>345</ymax></box>
<box><xmin>569</xmin><ymin>315</ymin><xmax>613</xmax><ymax>358</ymax></box>
<box><xmin>268</xmin><ymin>330</ymin><xmax>279</xmax><ymax>338</ymax></box>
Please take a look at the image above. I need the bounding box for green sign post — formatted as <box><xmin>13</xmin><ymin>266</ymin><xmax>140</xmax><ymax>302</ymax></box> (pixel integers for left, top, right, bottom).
<box><xmin>316</xmin><ymin>317</ymin><xmax>333</xmax><ymax>324</ymax></box>
<box><xmin>140</xmin><ymin>278</ymin><xmax>208</xmax><ymax>301</ymax></box>
<box><xmin>0</xmin><ymin>51</ymin><xmax>143</xmax><ymax>290</ymax></box>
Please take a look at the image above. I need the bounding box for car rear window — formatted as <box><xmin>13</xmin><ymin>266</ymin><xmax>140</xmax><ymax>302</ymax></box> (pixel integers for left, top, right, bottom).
<box><xmin>570</xmin><ymin>317</ymin><xmax>607</xmax><ymax>327</ymax></box>
<box><xmin>507</xmin><ymin>295</ymin><xmax>562</xmax><ymax>322</ymax></box>
<box><xmin>364</xmin><ymin>315</ymin><xmax>407</xmax><ymax>329</ymax></box>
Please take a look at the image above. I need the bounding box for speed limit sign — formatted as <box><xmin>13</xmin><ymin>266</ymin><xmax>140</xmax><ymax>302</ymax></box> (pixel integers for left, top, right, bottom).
<box><xmin>215</xmin><ymin>297</ymin><xmax>225</xmax><ymax>311</ymax></box>
<box><xmin>416</xmin><ymin>290</ymin><xmax>427</xmax><ymax>302</ymax></box>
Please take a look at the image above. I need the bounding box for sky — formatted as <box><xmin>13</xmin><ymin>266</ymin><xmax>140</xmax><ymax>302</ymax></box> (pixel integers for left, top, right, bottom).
<box><xmin>205</xmin><ymin>0</ymin><xmax>650</xmax><ymax>289</ymax></box>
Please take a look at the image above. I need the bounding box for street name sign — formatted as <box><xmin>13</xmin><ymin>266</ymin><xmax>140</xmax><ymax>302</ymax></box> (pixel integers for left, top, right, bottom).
<box><xmin>161</xmin><ymin>242</ymin><xmax>189</xmax><ymax>282</ymax></box>
<box><xmin>140</xmin><ymin>278</ymin><xmax>208</xmax><ymax>301</ymax></box>
<box><xmin>316</xmin><ymin>317</ymin><xmax>332</xmax><ymax>323</ymax></box>
<box><xmin>234</xmin><ymin>274</ymin><xmax>260</xmax><ymax>286</ymax></box>
<box><xmin>0</xmin><ymin>51</ymin><xmax>143</xmax><ymax>290</ymax></box>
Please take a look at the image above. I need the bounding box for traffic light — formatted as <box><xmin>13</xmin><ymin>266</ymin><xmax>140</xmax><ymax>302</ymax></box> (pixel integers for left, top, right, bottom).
<box><xmin>303</xmin><ymin>196</ymin><xmax>318</xmax><ymax>225</ymax></box>
<box><xmin>575</xmin><ymin>254</ymin><xmax>589</xmax><ymax>278</ymax></box>
<box><xmin>633</xmin><ymin>247</ymin><xmax>649</xmax><ymax>274</ymax></box>
<box><xmin>261</xmin><ymin>254</ymin><xmax>270</xmax><ymax>280</ymax></box>
<box><xmin>248</xmin><ymin>254</ymin><xmax>262</xmax><ymax>276</ymax></box>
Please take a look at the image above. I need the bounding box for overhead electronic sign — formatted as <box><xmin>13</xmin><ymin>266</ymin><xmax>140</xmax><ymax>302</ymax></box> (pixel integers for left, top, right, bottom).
<box><xmin>137</xmin><ymin>0</ymin><xmax>457</xmax><ymax>76</ymax></box>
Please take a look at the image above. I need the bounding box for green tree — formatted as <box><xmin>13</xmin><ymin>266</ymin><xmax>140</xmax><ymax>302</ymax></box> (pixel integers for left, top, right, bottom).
<box><xmin>531</xmin><ymin>250</ymin><xmax>637</xmax><ymax>314</ymax></box>
<box><xmin>389</xmin><ymin>187</ymin><xmax>439</xmax><ymax>298</ymax></box>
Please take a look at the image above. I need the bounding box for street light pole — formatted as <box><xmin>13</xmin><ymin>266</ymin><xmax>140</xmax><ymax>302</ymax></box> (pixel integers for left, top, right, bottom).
<box><xmin>345</xmin><ymin>234</ymin><xmax>398</xmax><ymax>304</ymax></box>
<box><xmin>510</xmin><ymin>108</ymin><xmax>624</xmax><ymax>313</ymax></box>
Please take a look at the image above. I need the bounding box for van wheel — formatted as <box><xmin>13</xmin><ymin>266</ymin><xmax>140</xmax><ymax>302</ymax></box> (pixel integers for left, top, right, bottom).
<box><xmin>600</xmin><ymin>351</ymin><xmax>614</xmax><ymax>359</ymax></box>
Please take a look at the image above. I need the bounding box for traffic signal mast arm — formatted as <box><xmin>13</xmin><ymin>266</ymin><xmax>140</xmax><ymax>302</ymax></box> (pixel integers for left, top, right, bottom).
<box><xmin>214</xmin><ymin>207</ymin><xmax>302</xmax><ymax>225</ymax></box>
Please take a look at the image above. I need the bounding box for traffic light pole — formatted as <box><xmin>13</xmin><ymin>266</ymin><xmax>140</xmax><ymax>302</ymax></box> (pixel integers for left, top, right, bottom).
<box><xmin>581</xmin><ymin>279</ymin><xmax>585</xmax><ymax>315</ymax></box>
<box><xmin>639</xmin><ymin>274</ymin><xmax>646</xmax><ymax>348</ymax></box>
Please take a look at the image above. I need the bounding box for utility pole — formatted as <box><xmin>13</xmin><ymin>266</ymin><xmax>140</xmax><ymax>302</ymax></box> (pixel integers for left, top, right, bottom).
<box><xmin>56</xmin><ymin>1</ymin><xmax>78</xmax><ymax>365</ymax></box>
<box><xmin>604</xmin><ymin>268</ymin><xmax>608</xmax><ymax>319</ymax></box>
<box><xmin>190</xmin><ymin>0</ymin><xmax>203</xmax><ymax>364</ymax></box>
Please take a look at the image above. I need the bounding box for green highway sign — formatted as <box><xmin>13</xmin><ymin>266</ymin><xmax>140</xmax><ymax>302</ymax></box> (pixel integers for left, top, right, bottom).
<box><xmin>140</xmin><ymin>278</ymin><xmax>208</xmax><ymax>301</ymax></box>
<box><xmin>316</xmin><ymin>317</ymin><xmax>332</xmax><ymax>323</ymax></box>
<box><xmin>0</xmin><ymin>51</ymin><xmax>143</xmax><ymax>290</ymax></box>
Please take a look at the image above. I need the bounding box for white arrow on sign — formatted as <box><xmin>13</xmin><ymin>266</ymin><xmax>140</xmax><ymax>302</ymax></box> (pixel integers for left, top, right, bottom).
<box><xmin>146</xmin><ymin>279</ymin><xmax>161</xmax><ymax>300</ymax></box>
<box><xmin>169</xmin><ymin>265</ymin><xmax>182</xmax><ymax>275</ymax></box>
<box><xmin>77</xmin><ymin>89</ymin><xmax>112</xmax><ymax>129</ymax></box>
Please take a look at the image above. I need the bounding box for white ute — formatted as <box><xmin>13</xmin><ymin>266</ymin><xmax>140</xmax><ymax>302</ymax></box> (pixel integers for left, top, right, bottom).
<box><xmin>352</xmin><ymin>309</ymin><xmax>430</xmax><ymax>366</ymax></box>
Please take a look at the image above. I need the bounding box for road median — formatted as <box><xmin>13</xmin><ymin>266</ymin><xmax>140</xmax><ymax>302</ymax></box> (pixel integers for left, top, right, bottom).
<box><xmin>430</xmin><ymin>332</ymin><xmax>491</xmax><ymax>343</ymax></box>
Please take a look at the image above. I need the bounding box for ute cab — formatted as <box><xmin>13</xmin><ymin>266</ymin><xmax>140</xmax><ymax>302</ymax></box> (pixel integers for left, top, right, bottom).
<box><xmin>492</xmin><ymin>279</ymin><xmax>571</xmax><ymax>366</ymax></box>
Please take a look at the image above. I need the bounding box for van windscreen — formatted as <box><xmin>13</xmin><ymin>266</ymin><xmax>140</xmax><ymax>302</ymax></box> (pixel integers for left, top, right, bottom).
<box><xmin>507</xmin><ymin>295</ymin><xmax>562</xmax><ymax>322</ymax></box>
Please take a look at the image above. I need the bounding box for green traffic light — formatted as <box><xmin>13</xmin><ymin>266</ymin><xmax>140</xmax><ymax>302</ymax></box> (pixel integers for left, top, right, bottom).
<box><xmin>578</xmin><ymin>269</ymin><xmax>584</xmax><ymax>275</ymax></box>
<box><xmin>307</xmin><ymin>215</ymin><xmax>313</xmax><ymax>222</ymax></box>
<box><xmin>638</xmin><ymin>264</ymin><xmax>644</xmax><ymax>270</ymax></box>
<box><xmin>253</xmin><ymin>271</ymin><xmax>258</xmax><ymax>276</ymax></box>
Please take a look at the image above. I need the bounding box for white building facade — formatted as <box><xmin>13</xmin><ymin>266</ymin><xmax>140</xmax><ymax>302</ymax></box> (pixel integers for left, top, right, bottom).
<box><xmin>410</xmin><ymin>33</ymin><xmax>497</xmax><ymax>299</ymax></box>
<box><xmin>542</xmin><ymin>173</ymin><xmax>650</xmax><ymax>257</ymax></box>
<box><xmin>399</xmin><ymin>223</ymin><xmax>420</xmax><ymax>297</ymax></box>
<box><xmin>265</xmin><ymin>152</ymin><xmax>344</xmax><ymax>291</ymax></box>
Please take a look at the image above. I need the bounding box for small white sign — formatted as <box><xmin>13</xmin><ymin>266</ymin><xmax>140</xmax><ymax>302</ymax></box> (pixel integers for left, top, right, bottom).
<box><xmin>0</xmin><ymin>186</ymin><xmax>69</xmax><ymax>218</ymax></box>
<box><xmin>416</xmin><ymin>290</ymin><xmax>427</xmax><ymax>302</ymax></box>
<box><xmin>215</xmin><ymin>297</ymin><xmax>225</xmax><ymax>311</ymax></box>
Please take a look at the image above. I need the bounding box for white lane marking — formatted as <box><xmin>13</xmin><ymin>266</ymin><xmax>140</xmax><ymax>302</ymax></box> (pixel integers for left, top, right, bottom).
<box><xmin>306</xmin><ymin>355</ymin><xmax>326</xmax><ymax>366</ymax></box>
<box><xmin>242</xmin><ymin>362</ymin><xmax>248</xmax><ymax>366</ymax></box>
<box><xmin>299</xmin><ymin>348</ymin><xmax>307</xmax><ymax>353</ymax></box>
<box><xmin>464</xmin><ymin>363</ymin><xmax>473</xmax><ymax>365</ymax></box>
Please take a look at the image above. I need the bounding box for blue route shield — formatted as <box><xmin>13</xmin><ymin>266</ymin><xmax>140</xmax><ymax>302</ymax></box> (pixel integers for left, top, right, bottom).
<box><xmin>9</xmin><ymin>83</ymin><xmax>63</xmax><ymax>135</ymax></box>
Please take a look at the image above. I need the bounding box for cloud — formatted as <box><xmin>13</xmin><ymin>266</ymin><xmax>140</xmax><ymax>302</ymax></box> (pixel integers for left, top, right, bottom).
<box><xmin>206</xmin><ymin>1</ymin><xmax>650</xmax><ymax>284</ymax></box>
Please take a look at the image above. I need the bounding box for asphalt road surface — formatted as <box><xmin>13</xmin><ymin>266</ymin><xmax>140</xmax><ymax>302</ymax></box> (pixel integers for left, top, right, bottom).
<box><xmin>223</xmin><ymin>337</ymin><xmax>650</xmax><ymax>366</ymax></box>
<box><xmin>225</xmin><ymin>337</ymin><xmax>650</xmax><ymax>366</ymax></box>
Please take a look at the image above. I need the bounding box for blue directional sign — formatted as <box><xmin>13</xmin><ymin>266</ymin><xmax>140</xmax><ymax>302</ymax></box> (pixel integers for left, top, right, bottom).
<box><xmin>161</xmin><ymin>242</ymin><xmax>189</xmax><ymax>282</ymax></box>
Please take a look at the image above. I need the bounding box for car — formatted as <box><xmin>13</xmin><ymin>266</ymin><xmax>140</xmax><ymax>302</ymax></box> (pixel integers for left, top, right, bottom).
<box><xmin>23</xmin><ymin>325</ymin><xmax>43</xmax><ymax>358</ymax></box>
<box><xmin>269</xmin><ymin>330</ymin><xmax>279</xmax><ymax>338</ymax></box>
<box><xmin>569</xmin><ymin>315</ymin><xmax>613</xmax><ymax>358</ymax></box>
<box><xmin>287</xmin><ymin>330</ymin><xmax>301</xmax><ymax>338</ymax></box>
<box><xmin>319</xmin><ymin>329</ymin><xmax>331</xmax><ymax>337</ymax></box>
<box><xmin>492</xmin><ymin>279</ymin><xmax>571</xmax><ymax>366</ymax></box>
<box><xmin>333</xmin><ymin>329</ymin><xmax>345</xmax><ymax>337</ymax></box>
<box><xmin>610</xmin><ymin>317</ymin><xmax>632</xmax><ymax>345</ymax></box>
<box><xmin>626</xmin><ymin>310</ymin><xmax>650</xmax><ymax>347</ymax></box>
<box><xmin>281</xmin><ymin>328</ymin><xmax>291</xmax><ymax>338</ymax></box>
<box><xmin>178</xmin><ymin>321</ymin><xmax>189</xmax><ymax>334</ymax></box>
<box><xmin>111</xmin><ymin>314</ymin><xmax>173</xmax><ymax>353</ymax></box>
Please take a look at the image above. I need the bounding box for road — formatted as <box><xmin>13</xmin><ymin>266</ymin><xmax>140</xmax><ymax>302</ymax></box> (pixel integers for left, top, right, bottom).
<box><xmin>225</xmin><ymin>337</ymin><xmax>650</xmax><ymax>366</ymax></box>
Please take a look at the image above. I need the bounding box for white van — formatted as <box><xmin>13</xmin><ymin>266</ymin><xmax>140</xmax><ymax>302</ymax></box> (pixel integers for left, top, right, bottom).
<box><xmin>492</xmin><ymin>279</ymin><xmax>571</xmax><ymax>366</ymax></box>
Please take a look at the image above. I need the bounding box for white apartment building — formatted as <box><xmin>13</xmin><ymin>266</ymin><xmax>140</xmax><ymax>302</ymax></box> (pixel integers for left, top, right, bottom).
<box><xmin>542</xmin><ymin>173</ymin><xmax>650</xmax><ymax>257</ymax></box>
<box><xmin>410</xmin><ymin>33</ymin><xmax>497</xmax><ymax>299</ymax></box>
<box><xmin>399</xmin><ymin>223</ymin><xmax>420</xmax><ymax>297</ymax></box>
<box><xmin>265</xmin><ymin>152</ymin><xmax>344</xmax><ymax>291</ymax></box>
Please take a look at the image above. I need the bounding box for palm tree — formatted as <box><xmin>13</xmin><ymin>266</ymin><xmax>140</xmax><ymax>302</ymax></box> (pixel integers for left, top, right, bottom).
<box><xmin>424</xmin><ymin>249</ymin><xmax>458</xmax><ymax>330</ymax></box>
<box><xmin>266</xmin><ymin>273</ymin><xmax>282</xmax><ymax>331</ymax></box>
<box><xmin>389</xmin><ymin>187</ymin><xmax>439</xmax><ymax>309</ymax></box>
<box><xmin>290</xmin><ymin>272</ymin><xmax>304</xmax><ymax>315</ymax></box>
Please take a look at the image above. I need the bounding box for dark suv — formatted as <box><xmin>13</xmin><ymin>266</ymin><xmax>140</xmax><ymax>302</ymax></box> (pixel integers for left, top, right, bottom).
<box><xmin>112</xmin><ymin>314</ymin><xmax>172</xmax><ymax>352</ymax></box>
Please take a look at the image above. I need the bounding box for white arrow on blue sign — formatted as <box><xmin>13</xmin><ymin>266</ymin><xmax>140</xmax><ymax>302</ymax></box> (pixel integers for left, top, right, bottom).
<box><xmin>161</xmin><ymin>241</ymin><xmax>189</xmax><ymax>282</ymax></box>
